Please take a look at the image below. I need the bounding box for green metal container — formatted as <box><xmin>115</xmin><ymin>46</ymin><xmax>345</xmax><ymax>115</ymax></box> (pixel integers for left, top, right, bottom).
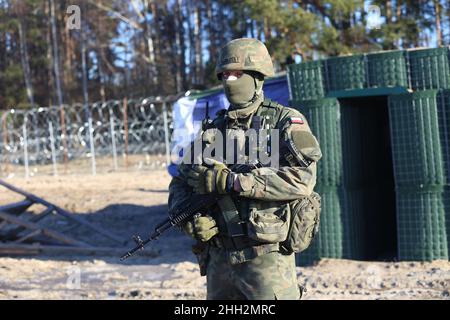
<box><xmin>287</xmin><ymin>49</ymin><xmax>450</xmax><ymax>263</ymax></box>
<box><xmin>437</xmin><ymin>92</ymin><xmax>450</xmax><ymax>257</ymax></box>
<box><xmin>325</xmin><ymin>54</ymin><xmax>366</xmax><ymax>91</ymax></box>
<box><xmin>291</xmin><ymin>98</ymin><xmax>343</xmax><ymax>186</ymax></box>
<box><xmin>437</xmin><ymin>89</ymin><xmax>450</xmax><ymax>185</ymax></box>
<box><xmin>396</xmin><ymin>186</ymin><xmax>448</xmax><ymax>261</ymax></box>
<box><xmin>407</xmin><ymin>47</ymin><xmax>450</xmax><ymax>90</ymax></box>
<box><xmin>446</xmin><ymin>186</ymin><xmax>450</xmax><ymax>259</ymax></box>
<box><xmin>366</xmin><ymin>50</ymin><xmax>408</xmax><ymax>88</ymax></box>
<box><xmin>287</xmin><ymin>61</ymin><xmax>325</xmax><ymax>100</ymax></box>
<box><xmin>388</xmin><ymin>90</ymin><xmax>445</xmax><ymax>187</ymax></box>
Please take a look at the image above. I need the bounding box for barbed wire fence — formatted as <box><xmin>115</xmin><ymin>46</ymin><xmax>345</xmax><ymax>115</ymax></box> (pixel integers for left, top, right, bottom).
<box><xmin>0</xmin><ymin>95</ymin><xmax>179</xmax><ymax>179</ymax></box>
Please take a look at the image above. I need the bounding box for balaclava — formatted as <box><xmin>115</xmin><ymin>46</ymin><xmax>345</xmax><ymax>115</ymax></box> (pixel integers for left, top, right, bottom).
<box><xmin>223</xmin><ymin>71</ymin><xmax>264</xmax><ymax>120</ymax></box>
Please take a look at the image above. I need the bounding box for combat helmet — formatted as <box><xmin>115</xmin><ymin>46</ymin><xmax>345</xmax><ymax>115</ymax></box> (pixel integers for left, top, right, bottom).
<box><xmin>215</xmin><ymin>38</ymin><xmax>275</xmax><ymax>79</ymax></box>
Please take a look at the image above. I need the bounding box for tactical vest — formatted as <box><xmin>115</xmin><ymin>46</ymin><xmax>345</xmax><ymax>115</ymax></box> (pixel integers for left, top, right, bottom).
<box><xmin>207</xmin><ymin>99</ymin><xmax>282</xmax><ymax>263</ymax></box>
<box><xmin>207</xmin><ymin>99</ymin><xmax>321</xmax><ymax>264</ymax></box>
<box><xmin>210</xmin><ymin>98</ymin><xmax>284</xmax><ymax>162</ymax></box>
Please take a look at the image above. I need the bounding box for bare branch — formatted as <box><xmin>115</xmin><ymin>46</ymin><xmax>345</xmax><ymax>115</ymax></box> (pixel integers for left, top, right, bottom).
<box><xmin>87</xmin><ymin>0</ymin><xmax>142</xmax><ymax>30</ymax></box>
<box><xmin>130</xmin><ymin>0</ymin><xmax>145</xmax><ymax>20</ymax></box>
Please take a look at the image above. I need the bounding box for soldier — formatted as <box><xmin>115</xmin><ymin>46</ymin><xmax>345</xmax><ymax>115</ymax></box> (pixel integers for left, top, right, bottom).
<box><xmin>168</xmin><ymin>38</ymin><xmax>322</xmax><ymax>300</ymax></box>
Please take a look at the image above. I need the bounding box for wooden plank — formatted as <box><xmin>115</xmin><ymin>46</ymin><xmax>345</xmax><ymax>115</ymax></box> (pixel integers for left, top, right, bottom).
<box><xmin>2</xmin><ymin>206</ymin><xmax>54</xmax><ymax>240</ymax></box>
<box><xmin>14</xmin><ymin>229</ymin><xmax>41</xmax><ymax>244</ymax></box>
<box><xmin>0</xmin><ymin>243</ymin><xmax>159</xmax><ymax>257</ymax></box>
<box><xmin>0</xmin><ymin>199</ymin><xmax>33</xmax><ymax>215</ymax></box>
<box><xmin>0</xmin><ymin>180</ymin><xmax>124</xmax><ymax>244</ymax></box>
<box><xmin>31</xmin><ymin>206</ymin><xmax>54</xmax><ymax>221</ymax></box>
<box><xmin>0</xmin><ymin>220</ymin><xmax>8</xmax><ymax>230</ymax></box>
<box><xmin>0</xmin><ymin>245</ymin><xmax>39</xmax><ymax>255</ymax></box>
<box><xmin>0</xmin><ymin>211</ymin><xmax>91</xmax><ymax>247</ymax></box>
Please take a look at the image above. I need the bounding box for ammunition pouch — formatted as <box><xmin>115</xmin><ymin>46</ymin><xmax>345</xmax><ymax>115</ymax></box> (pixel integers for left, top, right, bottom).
<box><xmin>280</xmin><ymin>191</ymin><xmax>321</xmax><ymax>255</ymax></box>
<box><xmin>212</xmin><ymin>196</ymin><xmax>281</xmax><ymax>265</ymax></box>
<box><xmin>247</xmin><ymin>201</ymin><xmax>290</xmax><ymax>244</ymax></box>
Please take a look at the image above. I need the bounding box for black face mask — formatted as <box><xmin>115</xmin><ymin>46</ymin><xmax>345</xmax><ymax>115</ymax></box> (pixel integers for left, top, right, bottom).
<box><xmin>223</xmin><ymin>72</ymin><xmax>263</xmax><ymax>107</ymax></box>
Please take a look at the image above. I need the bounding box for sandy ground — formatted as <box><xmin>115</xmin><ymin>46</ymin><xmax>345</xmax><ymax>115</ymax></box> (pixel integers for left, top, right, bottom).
<box><xmin>0</xmin><ymin>169</ymin><xmax>449</xmax><ymax>300</ymax></box>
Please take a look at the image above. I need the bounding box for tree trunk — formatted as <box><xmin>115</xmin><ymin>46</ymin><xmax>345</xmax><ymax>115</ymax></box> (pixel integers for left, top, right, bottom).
<box><xmin>386</xmin><ymin>1</ymin><xmax>392</xmax><ymax>23</ymax></box>
<box><xmin>143</xmin><ymin>0</ymin><xmax>157</xmax><ymax>91</ymax></box>
<box><xmin>45</xmin><ymin>0</ymin><xmax>54</xmax><ymax>107</ymax></box>
<box><xmin>245</xmin><ymin>7</ymin><xmax>253</xmax><ymax>39</ymax></box>
<box><xmin>186</xmin><ymin>0</ymin><xmax>195</xmax><ymax>85</ymax></box>
<box><xmin>434</xmin><ymin>0</ymin><xmax>442</xmax><ymax>46</ymax></box>
<box><xmin>63</xmin><ymin>6</ymin><xmax>74</xmax><ymax>101</ymax></box>
<box><xmin>257</xmin><ymin>20</ymin><xmax>262</xmax><ymax>41</ymax></box>
<box><xmin>250</xmin><ymin>20</ymin><xmax>255</xmax><ymax>39</ymax></box>
<box><xmin>194</xmin><ymin>4</ymin><xmax>203</xmax><ymax>85</ymax></box>
<box><xmin>173</xmin><ymin>0</ymin><xmax>182</xmax><ymax>92</ymax></box>
<box><xmin>49</xmin><ymin>0</ymin><xmax>69</xmax><ymax>165</ymax></box>
<box><xmin>206</xmin><ymin>0</ymin><xmax>217</xmax><ymax>63</ymax></box>
<box><xmin>96</xmin><ymin>0</ymin><xmax>106</xmax><ymax>102</ymax></box>
<box><xmin>81</xmin><ymin>20</ymin><xmax>89</xmax><ymax>110</ymax></box>
<box><xmin>263</xmin><ymin>17</ymin><xmax>270</xmax><ymax>41</ymax></box>
<box><xmin>97</xmin><ymin>49</ymin><xmax>107</xmax><ymax>102</ymax></box>
<box><xmin>150</xmin><ymin>1</ymin><xmax>162</xmax><ymax>93</ymax></box>
<box><xmin>396</xmin><ymin>0</ymin><xmax>402</xmax><ymax>19</ymax></box>
<box><xmin>18</xmin><ymin>19</ymin><xmax>35</xmax><ymax>108</ymax></box>
<box><xmin>176</xmin><ymin>0</ymin><xmax>187</xmax><ymax>90</ymax></box>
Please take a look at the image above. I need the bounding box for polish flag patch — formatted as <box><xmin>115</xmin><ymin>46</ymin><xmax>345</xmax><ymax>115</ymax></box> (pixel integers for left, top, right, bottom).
<box><xmin>289</xmin><ymin>117</ymin><xmax>304</xmax><ymax>124</ymax></box>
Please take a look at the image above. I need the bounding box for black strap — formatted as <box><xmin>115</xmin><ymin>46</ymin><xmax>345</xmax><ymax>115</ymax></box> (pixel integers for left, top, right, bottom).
<box><xmin>217</xmin><ymin>196</ymin><xmax>246</xmax><ymax>240</ymax></box>
<box><xmin>255</xmin><ymin>98</ymin><xmax>284</xmax><ymax>130</ymax></box>
<box><xmin>250</xmin><ymin>99</ymin><xmax>284</xmax><ymax>157</ymax></box>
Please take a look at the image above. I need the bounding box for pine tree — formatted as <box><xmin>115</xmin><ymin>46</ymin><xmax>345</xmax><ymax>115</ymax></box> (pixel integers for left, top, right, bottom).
<box><xmin>0</xmin><ymin>0</ymin><xmax>447</xmax><ymax>110</ymax></box>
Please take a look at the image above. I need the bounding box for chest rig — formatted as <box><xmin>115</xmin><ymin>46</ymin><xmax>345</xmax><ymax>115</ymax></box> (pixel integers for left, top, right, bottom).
<box><xmin>208</xmin><ymin>99</ymin><xmax>285</xmax><ymax>264</ymax></box>
<box><xmin>211</xmin><ymin>99</ymin><xmax>283</xmax><ymax>162</ymax></box>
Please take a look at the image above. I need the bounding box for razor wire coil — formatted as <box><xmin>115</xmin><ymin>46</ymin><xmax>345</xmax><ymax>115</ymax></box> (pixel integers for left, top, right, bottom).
<box><xmin>0</xmin><ymin>97</ymin><xmax>174</xmax><ymax>169</ymax></box>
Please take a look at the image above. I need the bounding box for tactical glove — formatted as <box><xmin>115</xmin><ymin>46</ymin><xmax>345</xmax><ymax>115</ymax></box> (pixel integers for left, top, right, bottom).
<box><xmin>185</xmin><ymin>159</ymin><xmax>232</xmax><ymax>194</ymax></box>
<box><xmin>183</xmin><ymin>215</ymin><xmax>219</xmax><ymax>242</ymax></box>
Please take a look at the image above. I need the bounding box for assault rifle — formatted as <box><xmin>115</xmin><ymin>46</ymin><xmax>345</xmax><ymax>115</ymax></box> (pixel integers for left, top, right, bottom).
<box><xmin>120</xmin><ymin>192</ymin><xmax>217</xmax><ymax>261</ymax></box>
<box><xmin>119</xmin><ymin>162</ymin><xmax>263</xmax><ymax>261</ymax></box>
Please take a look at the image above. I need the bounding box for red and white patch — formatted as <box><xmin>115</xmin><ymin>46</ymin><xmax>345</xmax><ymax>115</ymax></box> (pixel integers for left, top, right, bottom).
<box><xmin>289</xmin><ymin>117</ymin><xmax>304</xmax><ymax>124</ymax></box>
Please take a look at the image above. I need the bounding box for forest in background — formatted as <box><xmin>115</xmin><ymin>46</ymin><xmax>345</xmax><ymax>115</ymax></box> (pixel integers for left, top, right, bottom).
<box><xmin>1</xmin><ymin>0</ymin><xmax>449</xmax><ymax>110</ymax></box>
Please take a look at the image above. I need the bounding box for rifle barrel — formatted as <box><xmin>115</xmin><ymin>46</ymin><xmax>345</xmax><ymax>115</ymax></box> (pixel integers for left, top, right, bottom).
<box><xmin>120</xmin><ymin>193</ymin><xmax>218</xmax><ymax>261</ymax></box>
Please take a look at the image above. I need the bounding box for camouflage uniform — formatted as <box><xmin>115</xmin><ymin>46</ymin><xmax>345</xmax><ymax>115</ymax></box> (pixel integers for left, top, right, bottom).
<box><xmin>168</xmin><ymin>38</ymin><xmax>321</xmax><ymax>300</ymax></box>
